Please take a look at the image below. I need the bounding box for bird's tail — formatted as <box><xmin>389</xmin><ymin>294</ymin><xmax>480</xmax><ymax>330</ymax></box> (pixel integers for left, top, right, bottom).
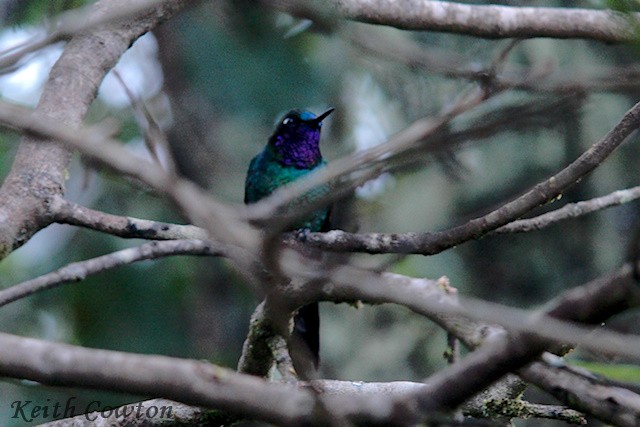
<box><xmin>292</xmin><ymin>302</ymin><xmax>320</xmax><ymax>369</ymax></box>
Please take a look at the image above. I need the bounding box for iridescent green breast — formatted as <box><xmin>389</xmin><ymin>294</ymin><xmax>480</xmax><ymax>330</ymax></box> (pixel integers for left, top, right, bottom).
<box><xmin>244</xmin><ymin>148</ymin><xmax>330</xmax><ymax>232</ymax></box>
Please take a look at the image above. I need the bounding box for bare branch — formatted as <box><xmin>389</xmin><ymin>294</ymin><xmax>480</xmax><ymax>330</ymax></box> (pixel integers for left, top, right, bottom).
<box><xmin>522</xmin><ymin>358</ymin><xmax>640</xmax><ymax>427</ymax></box>
<box><xmin>0</xmin><ymin>332</ymin><xmax>324</xmax><ymax>425</ymax></box>
<box><xmin>0</xmin><ymin>240</ymin><xmax>224</xmax><ymax>308</ymax></box>
<box><xmin>348</xmin><ymin>25</ymin><xmax>640</xmax><ymax>95</ymax></box>
<box><xmin>5</xmin><ymin>242</ymin><xmax>639</xmax><ymax>424</ymax></box>
<box><xmin>38</xmin><ymin>381</ymin><xmax>587</xmax><ymax>426</ymax></box>
<box><xmin>403</xmin><ymin>266</ymin><xmax>639</xmax><ymax>416</ymax></box>
<box><xmin>332</xmin><ymin>0</ymin><xmax>637</xmax><ymax>43</ymax></box>
<box><xmin>280</xmin><ymin>253</ymin><xmax>640</xmax><ymax>362</ymax></box>
<box><xmin>0</xmin><ymin>327</ymin><xmax>608</xmax><ymax>426</ymax></box>
<box><xmin>0</xmin><ymin>332</ymin><xmax>449</xmax><ymax>425</ymax></box>
<box><xmin>492</xmin><ymin>185</ymin><xmax>640</xmax><ymax>234</ymax></box>
<box><xmin>111</xmin><ymin>69</ymin><xmax>179</xmax><ymax>176</ymax></box>
<box><xmin>52</xmin><ymin>197</ymin><xmax>208</xmax><ymax>240</ymax></box>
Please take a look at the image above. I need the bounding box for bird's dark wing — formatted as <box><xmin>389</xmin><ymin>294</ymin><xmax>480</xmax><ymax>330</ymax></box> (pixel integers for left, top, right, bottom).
<box><xmin>320</xmin><ymin>203</ymin><xmax>332</xmax><ymax>232</ymax></box>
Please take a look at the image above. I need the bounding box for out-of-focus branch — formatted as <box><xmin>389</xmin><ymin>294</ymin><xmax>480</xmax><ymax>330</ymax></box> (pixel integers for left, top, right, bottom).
<box><xmin>250</xmin><ymin>93</ymin><xmax>583</xmax><ymax>246</ymax></box>
<box><xmin>52</xmin><ymin>197</ymin><xmax>208</xmax><ymax>240</ymax></box>
<box><xmin>500</xmin><ymin>67</ymin><xmax>640</xmax><ymax>95</ymax></box>
<box><xmin>299</xmin><ymin>98</ymin><xmax>640</xmax><ymax>254</ymax></box>
<box><xmin>331</xmin><ymin>0</ymin><xmax>637</xmax><ymax>43</ymax></box>
<box><xmin>0</xmin><ymin>0</ymin><xmax>191</xmax><ymax>260</ymax></box>
<box><xmin>0</xmin><ymin>100</ymin><xmax>258</xmax><ymax>256</ymax></box>
<box><xmin>0</xmin><ymin>240</ymin><xmax>226</xmax><ymax>308</ymax></box>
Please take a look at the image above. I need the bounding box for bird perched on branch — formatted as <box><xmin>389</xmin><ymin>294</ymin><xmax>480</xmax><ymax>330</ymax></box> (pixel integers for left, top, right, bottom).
<box><xmin>244</xmin><ymin>108</ymin><xmax>334</xmax><ymax>373</ymax></box>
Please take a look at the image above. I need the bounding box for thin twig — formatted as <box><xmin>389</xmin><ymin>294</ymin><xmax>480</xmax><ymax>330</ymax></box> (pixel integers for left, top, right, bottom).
<box><xmin>492</xmin><ymin>185</ymin><xmax>640</xmax><ymax>234</ymax></box>
<box><xmin>0</xmin><ymin>240</ymin><xmax>223</xmax><ymax>307</ymax></box>
<box><xmin>112</xmin><ymin>69</ymin><xmax>179</xmax><ymax>176</ymax></box>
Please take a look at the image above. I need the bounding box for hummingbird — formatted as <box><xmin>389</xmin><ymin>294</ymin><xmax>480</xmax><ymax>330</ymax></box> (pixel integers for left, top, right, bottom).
<box><xmin>244</xmin><ymin>108</ymin><xmax>334</xmax><ymax>371</ymax></box>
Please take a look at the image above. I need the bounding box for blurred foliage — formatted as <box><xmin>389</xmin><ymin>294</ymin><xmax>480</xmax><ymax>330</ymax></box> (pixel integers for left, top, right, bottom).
<box><xmin>606</xmin><ymin>0</ymin><xmax>640</xmax><ymax>13</ymax></box>
<box><xmin>568</xmin><ymin>360</ymin><xmax>640</xmax><ymax>384</ymax></box>
<box><xmin>1</xmin><ymin>0</ymin><xmax>89</xmax><ymax>26</ymax></box>
<box><xmin>2</xmin><ymin>0</ymin><xmax>640</xmax><ymax>425</ymax></box>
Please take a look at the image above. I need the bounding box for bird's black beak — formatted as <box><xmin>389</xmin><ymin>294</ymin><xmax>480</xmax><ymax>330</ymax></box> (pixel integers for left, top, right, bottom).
<box><xmin>312</xmin><ymin>108</ymin><xmax>335</xmax><ymax>125</ymax></box>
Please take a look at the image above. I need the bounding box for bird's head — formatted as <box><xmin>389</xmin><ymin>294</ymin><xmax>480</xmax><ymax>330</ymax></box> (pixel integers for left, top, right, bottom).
<box><xmin>268</xmin><ymin>108</ymin><xmax>334</xmax><ymax>168</ymax></box>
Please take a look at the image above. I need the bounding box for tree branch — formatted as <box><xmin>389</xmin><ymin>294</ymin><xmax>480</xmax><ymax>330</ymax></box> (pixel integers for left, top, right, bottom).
<box><xmin>0</xmin><ymin>100</ymin><xmax>258</xmax><ymax>259</ymax></box>
<box><xmin>4</xmin><ymin>240</ymin><xmax>640</xmax><ymax>424</ymax></box>
<box><xmin>332</xmin><ymin>0</ymin><xmax>637</xmax><ymax>43</ymax></box>
<box><xmin>237</xmin><ymin>301</ymin><xmax>284</xmax><ymax>378</ymax></box>
<box><xmin>403</xmin><ymin>266</ymin><xmax>640</xmax><ymax>417</ymax></box>
<box><xmin>0</xmin><ymin>240</ymin><xmax>223</xmax><ymax>308</ymax></box>
<box><xmin>0</xmin><ymin>328</ymin><xmax>592</xmax><ymax>426</ymax></box>
<box><xmin>348</xmin><ymin>24</ymin><xmax>640</xmax><ymax>94</ymax></box>
<box><xmin>52</xmin><ymin>197</ymin><xmax>207</xmax><ymax>240</ymax></box>
<box><xmin>521</xmin><ymin>357</ymin><xmax>640</xmax><ymax>427</ymax></box>
<box><xmin>0</xmin><ymin>332</ymin><xmax>452</xmax><ymax>425</ymax></box>
<box><xmin>0</xmin><ymin>332</ymin><xmax>326</xmax><ymax>425</ymax></box>
<box><xmin>464</xmin><ymin>397</ymin><xmax>586</xmax><ymax>425</ymax></box>
<box><xmin>280</xmin><ymin>253</ymin><xmax>640</xmax><ymax>362</ymax></box>
<box><xmin>491</xmin><ymin>185</ymin><xmax>640</xmax><ymax>234</ymax></box>
<box><xmin>275</xmin><ymin>247</ymin><xmax>640</xmax><ymax>421</ymax></box>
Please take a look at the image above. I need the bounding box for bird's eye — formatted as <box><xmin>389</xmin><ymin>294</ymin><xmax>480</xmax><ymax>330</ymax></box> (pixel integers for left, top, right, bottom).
<box><xmin>282</xmin><ymin>118</ymin><xmax>292</xmax><ymax>125</ymax></box>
